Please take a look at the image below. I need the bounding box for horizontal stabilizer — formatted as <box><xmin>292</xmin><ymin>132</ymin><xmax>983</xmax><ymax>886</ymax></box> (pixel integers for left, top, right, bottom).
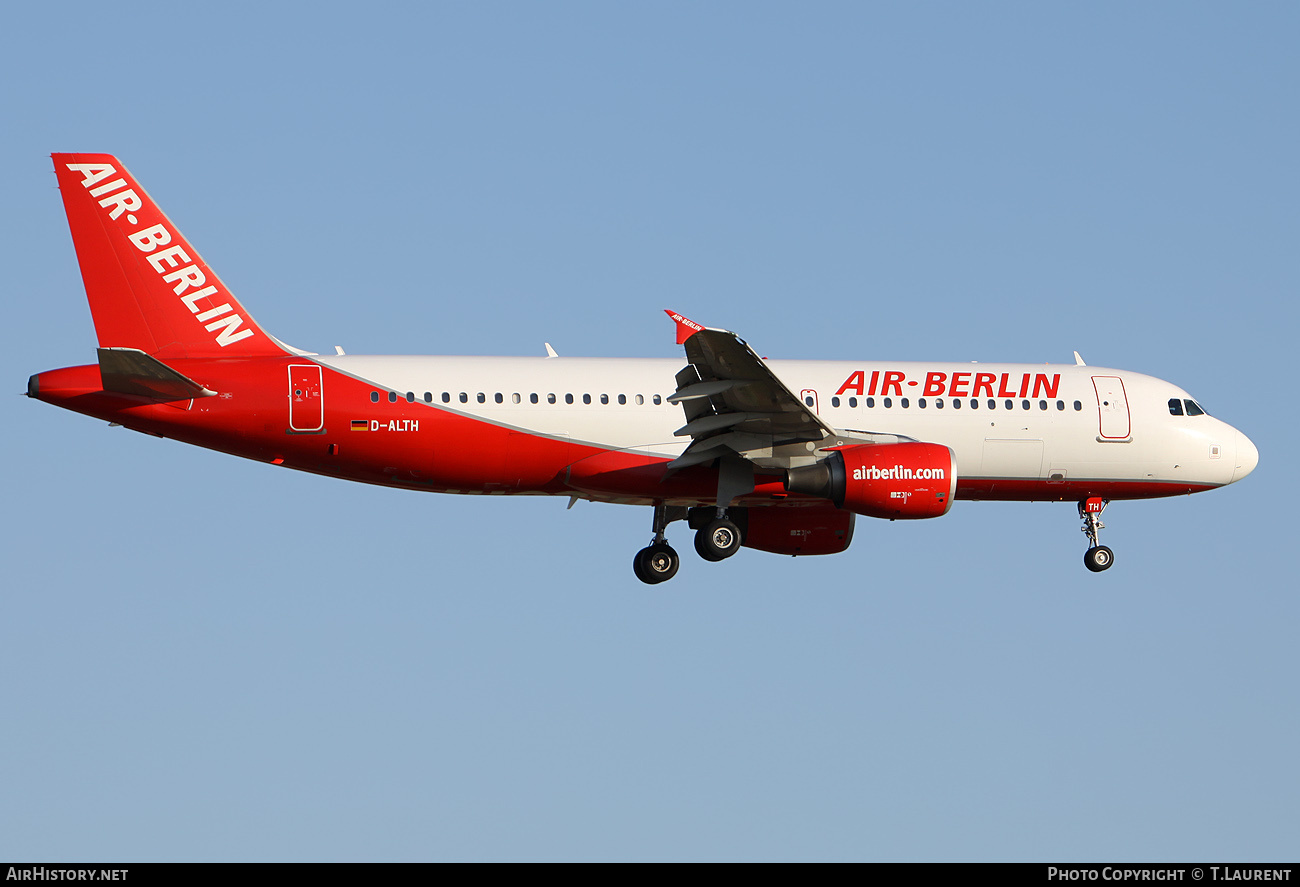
<box><xmin>97</xmin><ymin>348</ymin><xmax>217</xmax><ymax>401</ymax></box>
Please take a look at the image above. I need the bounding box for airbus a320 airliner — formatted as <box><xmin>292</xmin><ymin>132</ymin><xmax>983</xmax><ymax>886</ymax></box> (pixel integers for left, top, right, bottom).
<box><xmin>28</xmin><ymin>154</ymin><xmax>1258</xmax><ymax>583</ymax></box>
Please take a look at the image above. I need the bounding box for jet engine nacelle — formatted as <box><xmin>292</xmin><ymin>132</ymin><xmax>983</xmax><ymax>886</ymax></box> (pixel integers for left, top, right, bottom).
<box><xmin>785</xmin><ymin>442</ymin><xmax>957</xmax><ymax>520</ymax></box>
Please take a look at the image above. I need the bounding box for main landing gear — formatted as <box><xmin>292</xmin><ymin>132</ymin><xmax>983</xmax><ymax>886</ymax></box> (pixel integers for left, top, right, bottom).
<box><xmin>694</xmin><ymin>512</ymin><xmax>742</xmax><ymax>562</ymax></box>
<box><xmin>1079</xmin><ymin>497</ymin><xmax>1114</xmax><ymax>572</ymax></box>
<box><xmin>633</xmin><ymin>504</ymin><xmax>684</xmax><ymax>585</ymax></box>
<box><xmin>633</xmin><ymin>505</ymin><xmax>744</xmax><ymax>584</ymax></box>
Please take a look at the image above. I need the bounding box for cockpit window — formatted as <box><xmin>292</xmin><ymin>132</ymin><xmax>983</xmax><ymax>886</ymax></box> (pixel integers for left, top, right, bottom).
<box><xmin>1168</xmin><ymin>398</ymin><xmax>1184</xmax><ymax>416</ymax></box>
<box><xmin>1184</xmin><ymin>399</ymin><xmax>1206</xmax><ymax>417</ymax></box>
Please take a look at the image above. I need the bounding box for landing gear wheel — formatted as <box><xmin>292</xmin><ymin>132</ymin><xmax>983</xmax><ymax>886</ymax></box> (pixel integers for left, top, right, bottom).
<box><xmin>634</xmin><ymin>543</ymin><xmax>680</xmax><ymax>584</ymax></box>
<box><xmin>694</xmin><ymin>518</ymin><xmax>742</xmax><ymax>562</ymax></box>
<box><xmin>1078</xmin><ymin>498</ymin><xmax>1113</xmax><ymax>574</ymax></box>
<box><xmin>1084</xmin><ymin>545</ymin><xmax>1114</xmax><ymax>573</ymax></box>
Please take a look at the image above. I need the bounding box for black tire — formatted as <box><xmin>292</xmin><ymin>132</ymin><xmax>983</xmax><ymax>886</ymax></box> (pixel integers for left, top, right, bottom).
<box><xmin>635</xmin><ymin>543</ymin><xmax>679</xmax><ymax>584</ymax></box>
<box><xmin>695</xmin><ymin>518</ymin><xmax>742</xmax><ymax>562</ymax></box>
<box><xmin>632</xmin><ymin>549</ymin><xmax>651</xmax><ymax>584</ymax></box>
<box><xmin>1084</xmin><ymin>545</ymin><xmax>1114</xmax><ymax>572</ymax></box>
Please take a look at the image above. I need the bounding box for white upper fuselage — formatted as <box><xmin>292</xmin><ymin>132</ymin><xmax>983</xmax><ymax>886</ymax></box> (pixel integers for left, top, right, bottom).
<box><xmin>316</xmin><ymin>354</ymin><xmax>1258</xmax><ymax>493</ymax></box>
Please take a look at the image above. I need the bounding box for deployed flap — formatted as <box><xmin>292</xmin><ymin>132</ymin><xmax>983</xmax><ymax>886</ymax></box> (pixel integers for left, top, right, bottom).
<box><xmin>97</xmin><ymin>347</ymin><xmax>217</xmax><ymax>401</ymax></box>
<box><xmin>664</xmin><ymin>310</ymin><xmax>835</xmax><ymax>469</ymax></box>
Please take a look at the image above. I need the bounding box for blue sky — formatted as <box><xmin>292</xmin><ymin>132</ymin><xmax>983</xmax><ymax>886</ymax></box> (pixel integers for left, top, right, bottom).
<box><xmin>3</xmin><ymin>2</ymin><xmax>1296</xmax><ymax>861</ymax></box>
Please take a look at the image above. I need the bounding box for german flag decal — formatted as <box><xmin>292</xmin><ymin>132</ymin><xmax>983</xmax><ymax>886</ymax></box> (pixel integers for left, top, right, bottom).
<box><xmin>351</xmin><ymin>419</ymin><xmax>369</xmax><ymax>431</ymax></box>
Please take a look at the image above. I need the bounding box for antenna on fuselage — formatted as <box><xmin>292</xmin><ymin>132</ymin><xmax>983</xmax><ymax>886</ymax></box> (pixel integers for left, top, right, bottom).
<box><xmin>1074</xmin><ymin>351</ymin><xmax>1086</xmax><ymax>366</ymax></box>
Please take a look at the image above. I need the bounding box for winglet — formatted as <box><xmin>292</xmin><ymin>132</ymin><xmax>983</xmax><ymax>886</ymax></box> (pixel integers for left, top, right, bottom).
<box><xmin>665</xmin><ymin>310</ymin><xmax>705</xmax><ymax>345</ymax></box>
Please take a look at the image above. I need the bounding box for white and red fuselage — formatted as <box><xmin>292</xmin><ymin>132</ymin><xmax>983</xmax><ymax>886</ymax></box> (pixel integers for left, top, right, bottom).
<box><xmin>32</xmin><ymin>353</ymin><xmax>1254</xmax><ymax>503</ymax></box>
<box><xmin>28</xmin><ymin>154</ymin><xmax>1259</xmax><ymax>579</ymax></box>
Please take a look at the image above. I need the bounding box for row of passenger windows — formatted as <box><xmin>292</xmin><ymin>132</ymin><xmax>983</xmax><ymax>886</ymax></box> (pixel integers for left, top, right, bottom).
<box><xmin>367</xmin><ymin>388</ymin><xmax>1090</xmax><ymax>413</ymax></box>
<box><xmin>370</xmin><ymin>390</ymin><xmax>666</xmax><ymax>406</ymax></box>
<box><xmin>822</xmin><ymin>396</ymin><xmax>1083</xmax><ymax>412</ymax></box>
<box><xmin>1168</xmin><ymin>398</ymin><xmax>1208</xmax><ymax>417</ymax></box>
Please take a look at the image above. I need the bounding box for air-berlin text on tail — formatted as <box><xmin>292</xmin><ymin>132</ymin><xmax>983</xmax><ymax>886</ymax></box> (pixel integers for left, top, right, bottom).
<box><xmin>64</xmin><ymin>163</ymin><xmax>255</xmax><ymax>347</ymax></box>
<box><xmin>836</xmin><ymin>369</ymin><xmax>1061</xmax><ymax>399</ymax></box>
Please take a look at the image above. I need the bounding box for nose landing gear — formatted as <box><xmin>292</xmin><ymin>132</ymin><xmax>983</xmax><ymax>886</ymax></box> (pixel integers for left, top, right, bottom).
<box><xmin>1079</xmin><ymin>497</ymin><xmax>1114</xmax><ymax>572</ymax></box>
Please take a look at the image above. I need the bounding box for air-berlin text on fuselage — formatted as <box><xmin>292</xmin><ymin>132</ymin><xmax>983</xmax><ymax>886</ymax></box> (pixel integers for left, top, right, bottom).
<box><xmin>64</xmin><ymin>163</ymin><xmax>255</xmax><ymax>348</ymax></box>
<box><xmin>835</xmin><ymin>369</ymin><xmax>1061</xmax><ymax>399</ymax></box>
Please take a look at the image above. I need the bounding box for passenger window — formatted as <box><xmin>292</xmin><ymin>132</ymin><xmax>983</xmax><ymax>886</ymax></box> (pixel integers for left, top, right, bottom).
<box><xmin>370</xmin><ymin>391</ymin><xmax>379</xmax><ymax>403</ymax></box>
<box><xmin>1022</xmin><ymin>400</ymin><xmax>1030</xmax><ymax>410</ymax></box>
<box><xmin>424</xmin><ymin>392</ymin><xmax>432</xmax><ymax>403</ymax></box>
<box><xmin>1168</xmin><ymin>398</ymin><xmax>1183</xmax><ymax>416</ymax></box>
<box><xmin>582</xmin><ymin>394</ymin><xmax>591</xmax><ymax>404</ymax></box>
<box><xmin>635</xmin><ymin>395</ymin><xmax>644</xmax><ymax>405</ymax></box>
<box><xmin>442</xmin><ymin>392</ymin><xmax>450</xmax><ymax>403</ymax></box>
<box><xmin>988</xmin><ymin>399</ymin><xmax>996</xmax><ymax>410</ymax></box>
<box><xmin>406</xmin><ymin>392</ymin><xmax>415</xmax><ymax>403</ymax></box>
<box><xmin>831</xmin><ymin>396</ymin><xmax>841</xmax><ymax>408</ymax></box>
<box><xmin>459</xmin><ymin>392</ymin><xmax>468</xmax><ymax>403</ymax></box>
<box><xmin>1039</xmin><ymin>400</ymin><xmax>1048</xmax><ymax>410</ymax></box>
<box><xmin>389</xmin><ymin>391</ymin><xmax>397</xmax><ymax>403</ymax></box>
<box><xmin>805</xmin><ymin>395</ymin><xmax>814</xmax><ymax>407</ymax></box>
<box><xmin>494</xmin><ymin>393</ymin><xmax>503</xmax><ymax>404</ymax></box>
<box><xmin>512</xmin><ymin>393</ymin><xmax>521</xmax><ymax>404</ymax></box>
<box><xmin>530</xmin><ymin>393</ymin><xmax>538</xmax><ymax>404</ymax></box>
<box><xmin>901</xmin><ymin>398</ymin><xmax>909</xmax><ymax>408</ymax></box>
<box><xmin>1056</xmin><ymin>400</ymin><xmax>1064</xmax><ymax>410</ymax></box>
<box><xmin>883</xmin><ymin>397</ymin><xmax>892</xmax><ymax>408</ymax></box>
<box><xmin>548</xmin><ymin>393</ymin><xmax>557</xmax><ymax>404</ymax></box>
<box><xmin>866</xmin><ymin>397</ymin><xmax>875</xmax><ymax>408</ymax></box>
<box><xmin>919</xmin><ymin>398</ymin><xmax>927</xmax><ymax>409</ymax></box>
<box><xmin>565</xmin><ymin>393</ymin><xmax>574</xmax><ymax>404</ymax></box>
<box><xmin>848</xmin><ymin>397</ymin><xmax>858</xmax><ymax>408</ymax></box>
<box><xmin>970</xmin><ymin>399</ymin><xmax>979</xmax><ymax>409</ymax></box>
<box><xmin>601</xmin><ymin>394</ymin><xmax>609</xmax><ymax>405</ymax></box>
<box><xmin>935</xmin><ymin>397</ymin><xmax>944</xmax><ymax>409</ymax></box>
<box><xmin>653</xmin><ymin>395</ymin><xmax>662</xmax><ymax>405</ymax></box>
<box><xmin>1004</xmin><ymin>399</ymin><xmax>1013</xmax><ymax>410</ymax></box>
<box><xmin>477</xmin><ymin>393</ymin><xmax>486</xmax><ymax>404</ymax></box>
<box><xmin>1073</xmin><ymin>401</ymin><xmax>1082</xmax><ymax>411</ymax></box>
<box><xmin>952</xmin><ymin>399</ymin><xmax>961</xmax><ymax>409</ymax></box>
<box><xmin>1185</xmin><ymin>400</ymin><xmax>1205</xmax><ymax>417</ymax></box>
<box><xmin>618</xmin><ymin>394</ymin><xmax>626</xmax><ymax>405</ymax></box>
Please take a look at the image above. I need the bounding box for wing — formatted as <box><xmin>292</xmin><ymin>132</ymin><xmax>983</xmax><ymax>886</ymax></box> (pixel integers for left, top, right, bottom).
<box><xmin>665</xmin><ymin>311</ymin><xmax>837</xmax><ymax>470</ymax></box>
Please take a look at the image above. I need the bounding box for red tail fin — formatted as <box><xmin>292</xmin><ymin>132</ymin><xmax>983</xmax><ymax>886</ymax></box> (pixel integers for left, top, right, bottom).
<box><xmin>53</xmin><ymin>153</ymin><xmax>287</xmax><ymax>359</ymax></box>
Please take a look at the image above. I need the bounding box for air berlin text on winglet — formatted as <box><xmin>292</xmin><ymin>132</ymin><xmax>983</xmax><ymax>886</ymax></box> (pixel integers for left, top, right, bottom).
<box><xmin>64</xmin><ymin>162</ymin><xmax>255</xmax><ymax>348</ymax></box>
<box><xmin>836</xmin><ymin>369</ymin><xmax>1061</xmax><ymax>399</ymax></box>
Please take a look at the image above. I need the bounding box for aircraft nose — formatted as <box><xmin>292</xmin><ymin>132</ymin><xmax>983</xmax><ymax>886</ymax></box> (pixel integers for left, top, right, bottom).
<box><xmin>1232</xmin><ymin>430</ymin><xmax>1259</xmax><ymax>482</ymax></box>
